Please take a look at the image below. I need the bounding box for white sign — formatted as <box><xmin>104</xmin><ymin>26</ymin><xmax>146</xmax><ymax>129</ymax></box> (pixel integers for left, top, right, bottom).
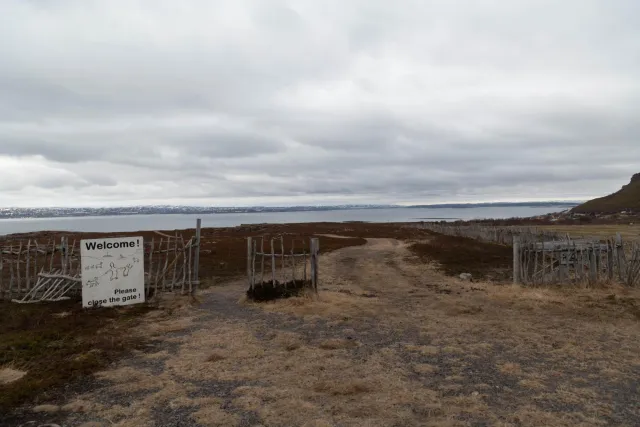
<box><xmin>81</xmin><ymin>236</ymin><xmax>145</xmax><ymax>308</ymax></box>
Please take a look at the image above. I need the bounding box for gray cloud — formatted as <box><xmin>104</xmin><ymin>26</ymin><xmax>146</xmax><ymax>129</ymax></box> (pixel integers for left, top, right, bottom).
<box><xmin>0</xmin><ymin>0</ymin><xmax>639</xmax><ymax>207</ymax></box>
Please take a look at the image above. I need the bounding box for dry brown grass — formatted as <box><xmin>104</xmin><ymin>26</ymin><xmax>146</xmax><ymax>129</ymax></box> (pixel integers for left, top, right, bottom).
<box><xmin>539</xmin><ymin>223</ymin><xmax>640</xmax><ymax>239</ymax></box>
<box><xmin>498</xmin><ymin>362</ymin><xmax>523</xmax><ymax>375</ymax></box>
<box><xmin>21</xmin><ymin>225</ymin><xmax>639</xmax><ymax>427</ymax></box>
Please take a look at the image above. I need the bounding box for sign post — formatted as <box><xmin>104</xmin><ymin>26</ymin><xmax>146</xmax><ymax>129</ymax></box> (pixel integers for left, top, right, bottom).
<box><xmin>81</xmin><ymin>236</ymin><xmax>145</xmax><ymax>308</ymax></box>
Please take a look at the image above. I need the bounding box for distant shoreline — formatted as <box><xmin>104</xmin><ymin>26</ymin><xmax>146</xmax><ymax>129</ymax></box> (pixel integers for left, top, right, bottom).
<box><xmin>0</xmin><ymin>202</ymin><xmax>579</xmax><ymax>220</ymax></box>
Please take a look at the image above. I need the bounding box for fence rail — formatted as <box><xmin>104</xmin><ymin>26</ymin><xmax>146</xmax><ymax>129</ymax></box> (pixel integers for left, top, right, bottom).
<box><xmin>416</xmin><ymin>222</ymin><xmax>640</xmax><ymax>287</ymax></box>
<box><xmin>1</xmin><ymin>223</ymin><xmax>202</xmax><ymax>303</ymax></box>
<box><xmin>246</xmin><ymin>236</ymin><xmax>319</xmax><ymax>293</ymax></box>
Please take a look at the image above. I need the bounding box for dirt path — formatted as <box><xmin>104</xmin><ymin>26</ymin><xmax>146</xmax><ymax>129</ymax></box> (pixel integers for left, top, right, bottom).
<box><xmin>10</xmin><ymin>239</ymin><xmax>640</xmax><ymax>427</ymax></box>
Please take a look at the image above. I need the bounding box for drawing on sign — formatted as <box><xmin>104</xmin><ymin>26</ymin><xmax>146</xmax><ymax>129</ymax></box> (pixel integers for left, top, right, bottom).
<box><xmin>81</xmin><ymin>237</ymin><xmax>145</xmax><ymax>308</ymax></box>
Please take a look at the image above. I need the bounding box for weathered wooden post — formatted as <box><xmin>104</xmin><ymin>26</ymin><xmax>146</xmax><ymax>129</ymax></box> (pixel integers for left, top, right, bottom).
<box><xmin>513</xmin><ymin>236</ymin><xmax>521</xmax><ymax>284</ymax></box>
<box><xmin>252</xmin><ymin>239</ymin><xmax>256</xmax><ymax>289</ymax></box>
<box><xmin>589</xmin><ymin>245</ymin><xmax>597</xmax><ymax>283</ymax></box>
<box><xmin>260</xmin><ymin>237</ymin><xmax>265</xmax><ymax>284</ymax></box>
<box><xmin>192</xmin><ymin>218</ymin><xmax>201</xmax><ymax>296</ymax></box>
<box><xmin>271</xmin><ymin>238</ymin><xmax>276</xmax><ymax>285</ymax></box>
<box><xmin>615</xmin><ymin>233</ymin><xmax>624</xmax><ymax>281</ymax></box>
<box><xmin>310</xmin><ymin>238</ymin><xmax>319</xmax><ymax>293</ymax></box>
<box><xmin>0</xmin><ymin>245</ymin><xmax>3</xmax><ymax>300</ymax></box>
<box><xmin>247</xmin><ymin>236</ymin><xmax>253</xmax><ymax>290</ymax></box>
<box><xmin>607</xmin><ymin>239</ymin><xmax>614</xmax><ymax>281</ymax></box>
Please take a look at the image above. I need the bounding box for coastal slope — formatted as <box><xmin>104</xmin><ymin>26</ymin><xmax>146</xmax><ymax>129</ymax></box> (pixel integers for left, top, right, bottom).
<box><xmin>572</xmin><ymin>173</ymin><xmax>640</xmax><ymax>214</ymax></box>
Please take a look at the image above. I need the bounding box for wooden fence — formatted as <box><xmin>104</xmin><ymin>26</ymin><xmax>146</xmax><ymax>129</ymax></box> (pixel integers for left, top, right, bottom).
<box><xmin>416</xmin><ymin>222</ymin><xmax>640</xmax><ymax>287</ymax></box>
<box><xmin>514</xmin><ymin>235</ymin><xmax>640</xmax><ymax>287</ymax></box>
<box><xmin>1</xmin><ymin>227</ymin><xmax>201</xmax><ymax>303</ymax></box>
<box><xmin>416</xmin><ymin>222</ymin><xmax>570</xmax><ymax>245</ymax></box>
<box><xmin>246</xmin><ymin>236</ymin><xmax>319</xmax><ymax>293</ymax></box>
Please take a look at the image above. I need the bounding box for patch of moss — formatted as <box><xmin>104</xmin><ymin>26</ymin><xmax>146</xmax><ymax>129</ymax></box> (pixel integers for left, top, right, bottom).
<box><xmin>0</xmin><ymin>298</ymin><xmax>156</xmax><ymax>411</ymax></box>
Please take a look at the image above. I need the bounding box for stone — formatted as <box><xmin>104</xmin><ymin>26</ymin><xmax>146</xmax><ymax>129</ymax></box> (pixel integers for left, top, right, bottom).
<box><xmin>62</xmin><ymin>400</ymin><xmax>94</xmax><ymax>413</ymax></box>
<box><xmin>32</xmin><ymin>404</ymin><xmax>60</xmax><ymax>413</ymax></box>
<box><xmin>459</xmin><ymin>273</ymin><xmax>473</xmax><ymax>282</ymax></box>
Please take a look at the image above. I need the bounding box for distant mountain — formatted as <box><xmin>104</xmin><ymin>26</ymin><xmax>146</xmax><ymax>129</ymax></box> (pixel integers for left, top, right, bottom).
<box><xmin>572</xmin><ymin>173</ymin><xmax>640</xmax><ymax>214</ymax></box>
<box><xmin>406</xmin><ymin>201</ymin><xmax>579</xmax><ymax>209</ymax></box>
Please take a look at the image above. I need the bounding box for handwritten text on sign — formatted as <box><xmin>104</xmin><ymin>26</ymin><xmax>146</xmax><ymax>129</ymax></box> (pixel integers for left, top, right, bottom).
<box><xmin>80</xmin><ymin>236</ymin><xmax>145</xmax><ymax>308</ymax></box>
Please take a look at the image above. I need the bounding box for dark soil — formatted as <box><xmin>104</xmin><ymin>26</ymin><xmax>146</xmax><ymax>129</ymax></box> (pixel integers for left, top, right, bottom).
<box><xmin>409</xmin><ymin>234</ymin><xmax>512</xmax><ymax>280</ymax></box>
<box><xmin>246</xmin><ymin>280</ymin><xmax>312</xmax><ymax>301</ymax></box>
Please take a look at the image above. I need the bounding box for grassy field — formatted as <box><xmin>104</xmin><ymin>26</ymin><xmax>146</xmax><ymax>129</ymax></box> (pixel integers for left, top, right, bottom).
<box><xmin>538</xmin><ymin>223</ymin><xmax>640</xmax><ymax>239</ymax></box>
<box><xmin>2</xmin><ymin>222</ymin><xmax>640</xmax><ymax>426</ymax></box>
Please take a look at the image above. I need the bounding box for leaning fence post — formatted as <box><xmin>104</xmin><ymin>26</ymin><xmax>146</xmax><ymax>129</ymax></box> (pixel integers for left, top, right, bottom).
<box><xmin>513</xmin><ymin>236</ymin><xmax>521</xmax><ymax>284</ymax></box>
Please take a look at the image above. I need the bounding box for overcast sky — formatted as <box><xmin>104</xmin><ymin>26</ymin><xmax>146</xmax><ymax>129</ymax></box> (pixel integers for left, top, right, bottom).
<box><xmin>0</xmin><ymin>0</ymin><xmax>639</xmax><ymax>207</ymax></box>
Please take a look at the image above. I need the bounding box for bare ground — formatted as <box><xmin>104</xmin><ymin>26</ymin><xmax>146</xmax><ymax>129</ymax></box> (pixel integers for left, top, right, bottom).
<box><xmin>7</xmin><ymin>238</ymin><xmax>640</xmax><ymax>427</ymax></box>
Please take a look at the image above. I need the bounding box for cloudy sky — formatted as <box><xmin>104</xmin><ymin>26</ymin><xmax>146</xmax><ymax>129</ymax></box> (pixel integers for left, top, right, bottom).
<box><xmin>0</xmin><ymin>0</ymin><xmax>639</xmax><ymax>207</ymax></box>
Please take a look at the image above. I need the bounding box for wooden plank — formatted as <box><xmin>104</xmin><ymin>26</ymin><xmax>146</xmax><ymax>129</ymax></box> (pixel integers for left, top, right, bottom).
<box><xmin>181</xmin><ymin>237</ymin><xmax>187</xmax><ymax>294</ymax></box>
<box><xmin>589</xmin><ymin>246</ymin><xmax>597</xmax><ymax>282</ymax></box>
<box><xmin>291</xmin><ymin>244</ymin><xmax>296</xmax><ymax>283</ymax></box>
<box><xmin>260</xmin><ymin>237</ymin><xmax>265</xmax><ymax>284</ymax></box>
<box><xmin>9</xmin><ymin>245</ymin><xmax>15</xmax><ymax>300</ymax></box>
<box><xmin>281</xmin><ymin>235</ymin><xmax>285</xmax><ymax>285</ymax></box>
<box><xmin>33</xmin><ymin>240</ymin><xmax>39</xmax><ymax>292</ymax></box>
<box><xmin>607</xmin><ymin>239</ymin><xmax>614</xmax><ymax>281</ymax></box>
<box><xmin>0</xmin><ymin>246</ymin><xmax>3</xmax><ymax>300</ymax></box>
<box><xmin>154</xmin><ymin>238</ymin><xmax>164</xmax><ymax>291</ymax></box>
<box><xmin>303</xmin><ymin>247</ymin><xmax>307</xmax><ymax>282</ymax></box>
<box><xmin>187</xmin><ymin>237</ymin><xmax>192</xmax><ymax>293</ymax></box>
<box><xmin>171</xmin><ymin>233</ymin><xmax>178</xmax><ymax>291</ymax></box>
<box><xmin>533</xmin><ymin>240</ymin><xmax>539</xmax><ymax>286</ymax></box>
<box><xmin>69</xmin><ymin>239</ymin><xmax>76</xmax><ymax>275</ymax></box>
<box><xmin>271</xmin><ymin>238</ymin><xmax>276</xmax><ymax>285</ymax></box>
<box><xmin>192</xmin><ymin>218</ymin><xmax>201</xmax><ymax>296</ymax></box>
<box><xmin>247</xmin><ymin>237</ymin><xmax>253</xmax><ymax>289</ymax></box>
<box><xmin>37</xmin><ymin>272</ymin><xmax>82</xmax><ymax>282</ymax></box>
<box><xmin>25</xmin><ymin>240</ymin><xmax>31</xmax><ymax>291</ymax></box>
<box><xmin>252</xmin><ymin>239</ymin><xmax>257</xmax><ymax>288</ymax></box>
<box><xmin>16</xmin><ymin>241</ymin><xmax>22</xmax><ymax>294</ymax></box>
<box><xmin>48</xmin><ymin>239</ymin><xmax>55</xmax><ymax>272</ymax></box>
<box><xmin>311</xmin><ymin>238</ymin><xmax>319</xmax><ymax>293</ymax></box>
<box><xmin>513</xmin><ymin>236</ymin><xmax>521</xmax><ymax>284</ymax></box>
<box><xmin>148</xmin><ymin>237</ymin><xmax>155</xmax><ymax>297</ymax></box>
<box><xmin>64</xmin><ymin>236</ymin><xmax>70</xmax><ymax>276</ymax></box>
<box><xmin>162</xmin><ymin>237</ymin><xmax>170</xmax><ymax>291</ymax></box>
<box><xmin>616</xmin><ymin>233</ymin><xmax>624</xmax><ymax>282</ymax></box>
<box><xmin>541</xmin><ymin>237</ymin><xmax>547</xmax><ymax>286</ymax></box>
